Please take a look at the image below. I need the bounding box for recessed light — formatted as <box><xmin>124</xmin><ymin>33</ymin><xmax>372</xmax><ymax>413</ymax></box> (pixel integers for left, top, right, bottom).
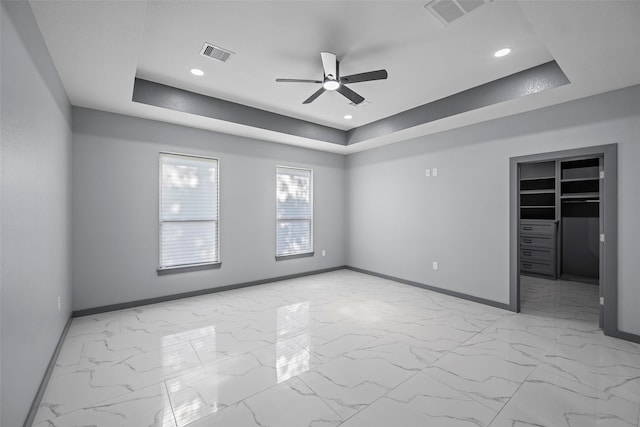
<box><xmin>190</xmin><ymin>68</ymin><xmax>204</xmax><ymax>76</ymax></box>
<box><xmin>344</xmin><ymin>114</ymin><xmax>353</xmax><ymax>120</ymax></box>
<box><xmin>494</xmin><ymin>48</ymin><xmax>512</xmax><ymax>58</ymax></box>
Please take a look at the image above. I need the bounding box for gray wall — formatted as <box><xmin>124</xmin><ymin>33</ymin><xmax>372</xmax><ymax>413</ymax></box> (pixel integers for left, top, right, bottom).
<box><xmin>346</xmin><ymin>85</ymin><xmax>640</xmax><ymax>336</ymax></box>
<box><xmin>2</xmin><ymin>5</ymin><xmax>639</xmax><ymax>422</ymax></box>
<box><xmin>71</xmin><ymin>108</ymin><xmax>346</xmax><ymax>311</ymax></box>
<box><xmin>0</xmin><ymin>2</ymin><xmax>72</xmax><ymax>426</ymax></box>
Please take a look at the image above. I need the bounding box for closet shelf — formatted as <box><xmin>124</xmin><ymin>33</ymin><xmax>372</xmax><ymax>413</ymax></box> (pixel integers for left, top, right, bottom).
<box><xmin>561</xmin><ymin>193</ymin><xmax>599</xmax><ymax>199</ymax></box>
<box><xmin>561</xmin><ymin>177</ymin><xmax>599</xmax><ymax>183</ymax></box>
<box><xmin>562</xmin><ymin>199</ymin><xmax>599</xmax><ymax>204</ymax></box>
<box><xmin>521</xmin><ymin>205</ymin><xmax>555</xmax><ymax>209</ymax></box>
<box><xmin>520</xmin><ymin>176</ymin><xmax>555</xmax><ymax>181</ymax></box>
<box><xmin>520</xmin><ymin>190</ymin><xmax>555</xmax><ymax>195</ymax></box>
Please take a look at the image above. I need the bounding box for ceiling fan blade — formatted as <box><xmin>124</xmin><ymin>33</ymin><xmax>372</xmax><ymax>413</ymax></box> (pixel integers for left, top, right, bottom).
<box><xmin>276</xmin><ymin>78</ymin><xmax>323</xmax><ymax>83</ymax></box>
<box><xmin>340</xmin><ymin>70</ymin><xmax>388</xmax><ymax>84</ymax></box>
<box><xmin>303</xmin><ymin>87</ymin><xmax>326</xmax><ymax>104</ymax></box>
<box><xmin>320</xmin><ymin>52</ymin><xmax>337</xmax><ymax>80</ymax></box>
<box><xmin>336</xmin><ymin>85</ymin><xmax>365</xmax><ymax>105</ymax></box>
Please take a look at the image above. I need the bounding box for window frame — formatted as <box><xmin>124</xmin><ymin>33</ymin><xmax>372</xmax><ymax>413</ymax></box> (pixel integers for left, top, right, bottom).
<box><xmin>275</xmin><ymin>165</ymin><xmax>314</xmax><ymax>260</ymax></box>
<box><xmin>158</xmin><ymin>151</ymin><xmax>221</xmax><ymax>273</ymax></box>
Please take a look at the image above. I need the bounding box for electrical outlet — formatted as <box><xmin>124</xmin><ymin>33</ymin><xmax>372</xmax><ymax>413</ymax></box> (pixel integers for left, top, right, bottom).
<box><xmin>322</xmin><ymin>249</ymin><xmax>326</xmax><ymax>257</ymax></box>
<box><xmin>57</xmin><ymin>296</ymin><xmax>61</xmax><ymax>312</ymax></box>
<box><xmin>432</xmin><ymin>261</ymin><xmax>439</xmax><ymax>270</ymax></box>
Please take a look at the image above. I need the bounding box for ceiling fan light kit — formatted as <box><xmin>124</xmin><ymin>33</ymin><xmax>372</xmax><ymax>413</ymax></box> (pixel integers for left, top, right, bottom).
<box><xmin>323</xmin><ymin>79</ymin><xmax>340</xmax><ymax>91</ymax></box>
<box><xmin>276</xmin><ymin>51</ymin><xmax>388</xmax><ymax>105</ymax></box>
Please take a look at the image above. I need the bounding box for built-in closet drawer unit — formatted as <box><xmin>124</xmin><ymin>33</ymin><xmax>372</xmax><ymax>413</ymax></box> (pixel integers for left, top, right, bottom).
<box><xmin>520</xmin><ymin>222</ymin><xmax>555</xmax><ymax>235</ymax></box>
<box><xmin>520</xmin><ymin>247</ymin><xmax>554</xmax><ymax>262</ymax></box>
<box><xmin>520</xmin><ymin>219</ymin><xmax>557</xmax><ymax>279</ymax></box>
<box><xmin>520</xmin><ymin>259</ymin><xmax>554</xmax><ymax>276</ymax></box>
<box><xmin>520</xmin><ymin>235</ymin><xmax>554</xmax><ymax>249</ymax></box>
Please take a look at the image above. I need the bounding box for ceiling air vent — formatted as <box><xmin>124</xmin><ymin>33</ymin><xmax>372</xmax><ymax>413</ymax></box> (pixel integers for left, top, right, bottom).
<box><xmin>425</xmin><ymin>0</ymin><xmax>489</xmax><ymax>25</ymax></box>
<box><xmin>200</xmin><ymin>43</ymin><xmax>234</xmax><ymax>63</ymax></box>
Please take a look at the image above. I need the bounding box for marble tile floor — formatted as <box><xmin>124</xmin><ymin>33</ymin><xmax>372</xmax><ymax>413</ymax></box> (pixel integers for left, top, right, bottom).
<box><xmin>520</xmin><ymin>274</ymin><xmax>601</xmax><ymax>323</ymax></box>
<box><xmin>34</xmin><ymin>270</ymin><xmax>640</xmax><ymax>427</ymax></box>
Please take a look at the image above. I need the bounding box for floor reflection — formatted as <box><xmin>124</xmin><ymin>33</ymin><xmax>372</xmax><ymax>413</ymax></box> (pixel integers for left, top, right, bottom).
<box><xmin>277</xmin><ymin>302</ymin><xmax>310</xmax><ymax>383</ymax></box>
<box><xmin>164</xmin><ymin>325</ymin><xmax>219</xmax><ymax>423</ymax></box>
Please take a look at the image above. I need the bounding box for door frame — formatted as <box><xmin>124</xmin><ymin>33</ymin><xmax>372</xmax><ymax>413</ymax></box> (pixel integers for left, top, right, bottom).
<box><xmin>509</xmin><ymin>144</ymin><xmax>618</xmax><ymax>336</ymax></box>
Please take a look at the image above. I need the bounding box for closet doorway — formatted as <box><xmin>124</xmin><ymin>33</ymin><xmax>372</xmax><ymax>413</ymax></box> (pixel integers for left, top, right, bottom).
<box><xmin>509</xmin><ymin>144</ymin><xmax>618</xmax><ymax>336</ymax></box>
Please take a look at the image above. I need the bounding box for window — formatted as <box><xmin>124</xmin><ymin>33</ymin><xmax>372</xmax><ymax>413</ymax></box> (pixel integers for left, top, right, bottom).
<box><xmin>276</xmin><ymin>166</ymin><xmax>313</xmax><ymax>258</ymax></box>
<box><xmin>159</xmin><ymin>153</ymin><xmax>219</xmax><ymax>269</ymax></box>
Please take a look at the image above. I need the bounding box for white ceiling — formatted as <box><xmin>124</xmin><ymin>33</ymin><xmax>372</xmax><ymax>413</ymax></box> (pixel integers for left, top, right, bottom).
<box><xmin>29</xmin><ymin>0</ymin><xmax>640</xmax><ymax>154</ymax></box>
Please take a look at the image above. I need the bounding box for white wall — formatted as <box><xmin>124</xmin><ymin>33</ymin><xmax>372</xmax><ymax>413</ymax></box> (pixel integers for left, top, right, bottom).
<box><xmin>0</xmin><ymin>2</ymin><xmax>72</xmax><ymax>426</ymax></box>
<box><xmin>71</xmin><ymin>108</ymin><xmax>346</xmax><ymax>311</ymax></box>
<box><xmin>347</xmin><ymin>85</ymin><xmax>640</xmax><ymax>335</ymax></box>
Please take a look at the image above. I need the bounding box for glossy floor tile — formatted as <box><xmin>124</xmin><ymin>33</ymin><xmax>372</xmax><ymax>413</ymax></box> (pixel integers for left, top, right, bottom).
<box><xmin>490</xmin><ymin>366</ymin><xmax>639</xmax><ymax>427</ymax></box>
<box><xmin>34</xmin><ymin>270</ymin><xmax>640</xmax><ymax>426</ymax></box>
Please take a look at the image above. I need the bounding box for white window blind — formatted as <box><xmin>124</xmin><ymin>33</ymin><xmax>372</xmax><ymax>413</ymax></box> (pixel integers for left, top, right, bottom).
<box><xmin>276</xmin><ymin>166</ymin><xmax>313</xmax><ymax>257</ymax></box>
<box><xmin>160</xmin><ymin>153</ymin><xmax>219</xmax><ymax>268</ymax></box>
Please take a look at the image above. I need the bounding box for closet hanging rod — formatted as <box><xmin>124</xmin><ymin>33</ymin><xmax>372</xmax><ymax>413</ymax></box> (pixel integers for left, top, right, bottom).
<box><xmin>561</xmin><ymin>199</ymin><xmax>599</xmax><ymax>203</ymax></box>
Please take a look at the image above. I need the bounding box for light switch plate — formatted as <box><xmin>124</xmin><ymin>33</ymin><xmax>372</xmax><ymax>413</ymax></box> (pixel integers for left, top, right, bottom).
<box><xmin>432</xmin><ymin>261</ymin><xmax>439</xmax><ymax>270</ymax></box>
<box><xmin>425</xmin><ymin>169</ymin><xmax>431</xmax><ymax>177</ymax></box>
<box><xmin>432</xmin><ymin>168</ymin><xmax>438</xmax><ymax>177</ymax></box>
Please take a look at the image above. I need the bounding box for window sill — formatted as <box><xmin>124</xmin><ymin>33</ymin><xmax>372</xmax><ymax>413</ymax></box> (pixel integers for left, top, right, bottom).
<box><xmin>275</xmin><ymin>252</ymin><xmax>314</xmax><ymax>261</ymax></box>
<box><xmin>157</xmin><ymin>262</ymin><xmax>221</xmax><ymax>276</ymax></box>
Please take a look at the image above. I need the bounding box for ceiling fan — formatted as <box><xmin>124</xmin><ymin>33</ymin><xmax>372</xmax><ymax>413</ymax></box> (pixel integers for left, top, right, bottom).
<box><xmin>276</xmin><ymin>52</ymin><xmax>388</xmax><ymax>105</ymax></box>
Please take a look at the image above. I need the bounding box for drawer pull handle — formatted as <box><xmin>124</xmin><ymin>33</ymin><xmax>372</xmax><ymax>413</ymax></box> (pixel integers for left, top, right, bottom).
<box><xmin>523</xmin><ymin>227</ymin><xmax>532</xmax><ymax>230</ymax></box>
<box><xmin>523</xmin><ymin>239</ymin><xmax>532</xmax><ymax>243</ymax></box>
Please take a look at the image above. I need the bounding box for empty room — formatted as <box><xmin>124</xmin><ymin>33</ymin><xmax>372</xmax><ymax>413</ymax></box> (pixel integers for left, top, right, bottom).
<box><xmin>2</xmin><ymin>1</ymin><xmax>640</xmax><ymax>426</ymax></box>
